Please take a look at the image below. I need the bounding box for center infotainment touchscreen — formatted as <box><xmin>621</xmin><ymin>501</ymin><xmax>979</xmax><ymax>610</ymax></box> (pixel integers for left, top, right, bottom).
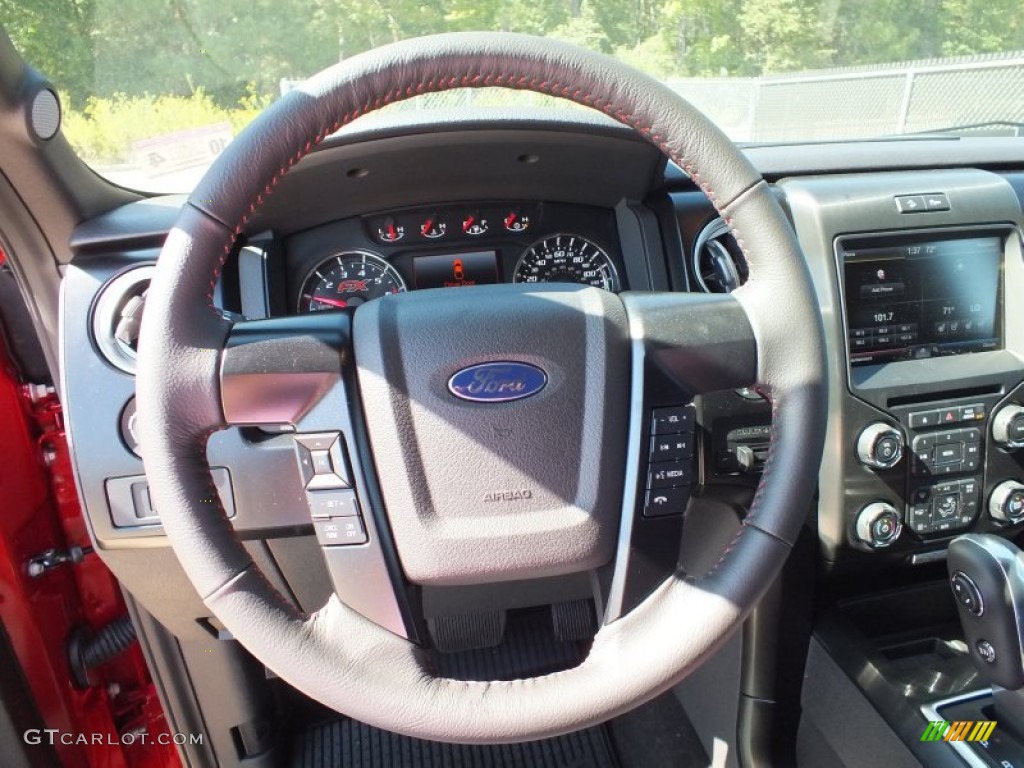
<box><xmin>841</xmin><ymin>234</ymin><xmax>1002</xmax><ymax>367</ymax></box>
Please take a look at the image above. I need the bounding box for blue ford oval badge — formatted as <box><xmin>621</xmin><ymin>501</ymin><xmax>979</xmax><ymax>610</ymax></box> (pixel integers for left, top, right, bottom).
<box><xmin>448</xmin><ymin>362</ymin><xmax>547</xmax><ymax>403</ymax></box>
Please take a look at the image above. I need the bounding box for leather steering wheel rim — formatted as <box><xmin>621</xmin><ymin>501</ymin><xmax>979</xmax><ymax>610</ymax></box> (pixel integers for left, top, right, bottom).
<box><xmin>136</xmin><ymin>32</ymin><xmax>826</xmax><ymax>743</ymax></box>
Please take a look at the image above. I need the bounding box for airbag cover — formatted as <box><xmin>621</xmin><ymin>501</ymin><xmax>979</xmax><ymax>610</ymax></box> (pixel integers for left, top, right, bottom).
<box><xmin>353</xmin><ymin>283</ymin><xmax>629</xmax><ymax>585</ymax></box>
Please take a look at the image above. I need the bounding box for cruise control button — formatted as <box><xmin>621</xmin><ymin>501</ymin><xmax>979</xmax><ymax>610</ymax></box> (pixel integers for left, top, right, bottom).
<box><xmin>651</xmin><ymin>406</ymin><xmax>694</xmax><ymax>435</ymax></box>
<box><xmin>307</xmin><ymin>490</ymin><xmax>360</xmax><ymax>519</ymax></box>
<box><xmin>643</xmin><ymin>487</ymin><xmax>691</xmax><ymax>518</ymax></box>
<box><xmin>314</xmin><ymin>516</ymin><xmax>367</xmax><ymax>546</ymax></box>
<box><xmin>648</xmin><ymin>461</ymin><xmax>693</xmax><ymax>489</ymax></box>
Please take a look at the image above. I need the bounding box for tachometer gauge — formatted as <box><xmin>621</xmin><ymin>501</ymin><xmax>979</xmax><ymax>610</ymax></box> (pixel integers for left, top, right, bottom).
<box><xmin>513</xmin><ymin>234</ymin><xmax>620</xmax><ymax>292</ymax></box>
<box><xmin>297</xmin><ymin>251</ymin><xmax>406</xmax><ymax>312</ymax></box>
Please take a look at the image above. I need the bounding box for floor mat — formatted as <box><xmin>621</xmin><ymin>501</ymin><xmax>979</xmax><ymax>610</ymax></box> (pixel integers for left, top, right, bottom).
<box><xmin>288</xmin><ymin>608</ymin><xmax>706</xmax><ymax>767</ymax></box>
<box><xmin>291</xmin><ymin>718</ymin><xmax>618</xmax><ymax>768</ymax></box>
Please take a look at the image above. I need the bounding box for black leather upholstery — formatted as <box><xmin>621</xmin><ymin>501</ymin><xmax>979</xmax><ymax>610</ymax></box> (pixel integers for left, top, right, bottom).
<box><xmin>136</xmin><ymin>32</ymin><xmax>827</xmax><ymax>742</ymax></box>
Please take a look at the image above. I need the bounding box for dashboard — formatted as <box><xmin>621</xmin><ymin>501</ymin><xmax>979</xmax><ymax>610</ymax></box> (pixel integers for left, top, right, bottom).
<box><xmin>56</xmin><ymin>113</ymin><xmax>1024</xmax><ymax>641</ymax></box>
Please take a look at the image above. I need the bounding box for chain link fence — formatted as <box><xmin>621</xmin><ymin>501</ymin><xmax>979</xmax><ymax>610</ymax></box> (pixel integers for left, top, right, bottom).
<box><xmin>343</xmin><ymin>50</ymin><xmax>1024</xmax><ymax>143</ymax></box>
<box><xmin>672</xmin><ymin>51</ymin><xmax>1024</xmax><ymax>142</ymax></box>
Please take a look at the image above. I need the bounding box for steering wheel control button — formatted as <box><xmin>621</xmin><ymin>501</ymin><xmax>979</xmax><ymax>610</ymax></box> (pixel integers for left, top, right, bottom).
<box><xmin>306</xmin><ymin>490</ymin><xmax>360</xmax><ymax>520</ymax></box>
<box><xmin>651</xmin><ymin>406</ymin><xmax>695</xmax><ymax>435</ymax></box>
<box><xmin>989</xmin><ymin>481</ymin><xmax>1024</xmax><ymax>524</ymax></box>
<box><xmin>648</xmin><ymin>462</ymin><xmax>692</xmax><ymax>489</ymax></box>
<box><xmin>640</xmin><ymin>404</ymin><xmax>697</xmax><ymax>517</ymax></box>
<box><xmin>950</xmin><ymin>571</ymin><xmax>984</xmax><ymax>616</ymax></box>
<box><xmin>294</xmin><ymin>432</ymin><xmax>351</xmax><ymax>490</ymax></box>
<box><xmin>650</xmin><ymin>434</ymin><xmax>693</xmax><ymax>461</ymax></box>
<box><xmin>314</xmin><ymin>516</ymin><xmax>367</xmax><ymax>547</ymax></box>
<box><xmin>854</xmin><ymin>502</ymin><xmax>902</xmax><ymax>548</ymax></box>
<box><xmin>856</xmin><ymin>422</ymin><xmax>904</xmax><ymax>470</ymax></box>
<box><xmin>644</xmin><ymin>488</ymin><xmax>691</xmax><ymax>518</ymax></box>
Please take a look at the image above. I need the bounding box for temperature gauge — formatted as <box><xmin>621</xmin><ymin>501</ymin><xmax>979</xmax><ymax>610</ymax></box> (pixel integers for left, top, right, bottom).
<box><xmin>420</xmin><ymin>214</ymin><xmax>447</xmax><ymax>239</ymax></box>
<box><xmin>504</xmin><ymin>209</ymin><xmax>531</xmax><ymax>233</ymax></box>
<box><xmin>462</xmin><ymin>212</ymin><xmax>488</xmax><ymax>236</ymax></box>
<box><xmin>377</xmin><ymin>217</ymin><xmax>405</xmax><ymax>243</ymax></box>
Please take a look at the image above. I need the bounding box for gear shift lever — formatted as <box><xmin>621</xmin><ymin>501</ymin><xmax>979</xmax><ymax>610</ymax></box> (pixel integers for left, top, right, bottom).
<box><xmin>948</xmin><ymin>534</ymin><xmax>1024</xmax><ymax>734</ymax></box>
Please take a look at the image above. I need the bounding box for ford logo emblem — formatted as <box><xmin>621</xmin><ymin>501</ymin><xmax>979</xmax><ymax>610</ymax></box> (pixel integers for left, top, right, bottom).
<box><xmin>448</xmin><ymin>362</ymin><xmax>548</xmax><ymax>403</ymax></box>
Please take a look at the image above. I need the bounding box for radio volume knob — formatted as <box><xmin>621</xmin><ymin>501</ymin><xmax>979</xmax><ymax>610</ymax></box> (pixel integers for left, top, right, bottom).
<box><xmin>989</xmin><ymin>481</ymin><xmax>1024</xmax><ymax>524</ymax></box>
<box><xmin>855</xmin><ymin>502</ymin><xmax>902</xmax><ymax>548</ymax></box>
<box><xmin>992</xmin><ymin>405</ymin><xmax>1024</xmax><ymax>449</ymax></box>
<box><xmin>856</xmin><ymin>422</ymin><xmax>904</xmax><ymax>469</ymax></box>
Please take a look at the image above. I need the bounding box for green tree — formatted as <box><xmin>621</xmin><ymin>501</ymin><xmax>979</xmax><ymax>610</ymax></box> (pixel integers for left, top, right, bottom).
<box><xmin>738</xmin><ymin>0</ymin><xmax>833</xmax><ymax>73</ymax></box>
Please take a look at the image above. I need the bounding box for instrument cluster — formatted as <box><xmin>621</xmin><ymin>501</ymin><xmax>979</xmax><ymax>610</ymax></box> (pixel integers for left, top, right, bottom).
<box><xmin>290</xmin><ymin>201</ymin><xmax>623</xmax><ymax>313</ymax></box>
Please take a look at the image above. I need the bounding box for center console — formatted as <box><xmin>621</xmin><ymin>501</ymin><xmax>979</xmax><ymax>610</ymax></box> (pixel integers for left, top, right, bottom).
<box><xmin>783</xmin><ymin>168</ymin><xmax>1024</xmax><ymax>768</ymax></box>
<box><xmin>782</xmin><ymin>169</ymin><xmax>1024</xmax><ymax>564</ymax></box>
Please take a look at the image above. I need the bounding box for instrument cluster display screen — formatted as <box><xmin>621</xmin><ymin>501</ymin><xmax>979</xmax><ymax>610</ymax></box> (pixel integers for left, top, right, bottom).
<box><xmin>842</xmin><ymin>234</ymin><xmax>1002</xmax><ymax>367</ymax></box>
<box><xmin>413</xmin><ymin>251</ymin><xmax>499</xmax><ymax>290</ymax></box>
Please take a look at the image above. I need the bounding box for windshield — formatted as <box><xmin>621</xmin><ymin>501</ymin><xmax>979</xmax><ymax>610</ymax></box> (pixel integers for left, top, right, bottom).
<box><xmin>4</xmin><ymin>1</ymin><xmax>1024</xmax><ymax>192</ymax></box>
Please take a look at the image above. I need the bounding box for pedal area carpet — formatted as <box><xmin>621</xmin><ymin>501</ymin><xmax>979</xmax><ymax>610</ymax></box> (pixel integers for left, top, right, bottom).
<box><xmin>291</xmin><ymin>719</ymin><xmax>617</xmax><ymax>768</ymax></box>
<box><xmin>289</xmin><ymin>609</ymin><xmax>704</xmax><ymax>767</ymax></box>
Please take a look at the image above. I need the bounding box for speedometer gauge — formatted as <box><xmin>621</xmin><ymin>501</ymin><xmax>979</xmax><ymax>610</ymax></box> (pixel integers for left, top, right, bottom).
<box><xmin>297</xmin><ymin>251</ymin><xmax>406</xmax><ymax>312</ymax></box>
<box><xmin>513</xmin><ymin>234</ymin><xmax>620</xmax><ymax>292</ymax></box>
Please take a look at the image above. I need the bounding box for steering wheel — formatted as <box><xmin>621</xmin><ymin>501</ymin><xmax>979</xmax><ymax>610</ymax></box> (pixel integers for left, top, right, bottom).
<box><xmin>136</xmin><ymin>32</ymin><xmax>826</xmax><ymax>743</ymax></box>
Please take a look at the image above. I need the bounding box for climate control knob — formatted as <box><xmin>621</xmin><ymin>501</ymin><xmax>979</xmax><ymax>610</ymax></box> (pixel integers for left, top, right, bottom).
<box><xmin>992</xmin><ymin>405</ymin><xmax>1024</xmax><ymax>449</ymax></box>
<box><xmin>989</xmin><ymin>481</ymin><xmax>1024</xmax><ymax>524</ymax></box>
<box><xmin>854</xmin><ymin>502</ymin><xmax>902</xmax><ymax>548</ymax></box>
<box><xmin>856</xmin><ymin>423</ymin><xmax>904</xmax><ymax>469</ymax></box>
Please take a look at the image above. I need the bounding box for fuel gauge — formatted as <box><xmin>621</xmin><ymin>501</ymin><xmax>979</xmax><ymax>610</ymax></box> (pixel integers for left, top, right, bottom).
<box><xmin>462</xmin><ymin>212</ymin><xmax>488</xmax><ymax>236</ymax></box>
<box><xmin>504</xmin><ymin>209</ymin><xmax>531</xmax><ymax>233</ymax></box>
<box><xmin>420</xmin><ymin>214</ymin><xmax>447</xmax><ymax>239</ymax></box>
<box><xmin>377</xmin><ymin>217</ymin><xmax>405</xmax><ymax>243</ymax></box>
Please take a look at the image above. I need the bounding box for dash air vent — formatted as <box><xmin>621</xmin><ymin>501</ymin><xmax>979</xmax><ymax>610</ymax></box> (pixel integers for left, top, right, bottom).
<box><xmin>693</xmin><ymin>218</ymin><xmax>747</xmax><ymax>293</ymax></box>
<box><xmin>91</xmin><ymin>265</ymin><xmax>155</xmax><ymax>374</ymax></box>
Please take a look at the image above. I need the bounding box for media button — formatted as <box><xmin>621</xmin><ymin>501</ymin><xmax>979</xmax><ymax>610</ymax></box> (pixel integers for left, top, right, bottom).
<box><xmin>935</xmin><ymin>443</ymin><xmax>963</xmax><ymax>464</ymax></box>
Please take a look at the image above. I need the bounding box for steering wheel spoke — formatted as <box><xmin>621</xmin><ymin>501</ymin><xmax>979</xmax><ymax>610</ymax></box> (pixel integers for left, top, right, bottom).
<box><xmin>219</xmin><ymin>312</ymin><xmax>420</xmax><ymax>639</ymax></box>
